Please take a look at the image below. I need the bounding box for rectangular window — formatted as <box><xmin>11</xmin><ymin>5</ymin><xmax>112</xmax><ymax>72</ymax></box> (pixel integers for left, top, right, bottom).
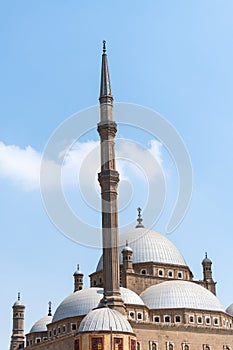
<box><xmin>131</xmin><ymin>339</ymin><xmax>136</xmax><ymax>350</ymax></box>
<box><xmin>72</xmin><ymin>323</ymin><xmax>77</xmax><ymax>330</ymax></box>
<box><xmin>114</xmin><ymin>338</ymin><xmax>123</xmax><ymax>350</ymax></box>
<box><xmin>74</xmin><ymin>339</ymin><xmax>80</xmax><ymax>350</ymax></box>
<box><xmin>189</xmin><ymin>315</ymin><xmax>194</xmax><ymax>323</ymax></box>
<box><xmin>92</xmin><ymin>337</ymin><xmax>103</xmax><ymax>350</ymax></box>
<box><xmin>175</xmin><ymin>315</ymin><xmax>181</xmax><ymax>323</ymax></box>
<box><xmin>154</xmin><ymin>316</ymin><xmax>160</xmax><ymax>323</ymax></box>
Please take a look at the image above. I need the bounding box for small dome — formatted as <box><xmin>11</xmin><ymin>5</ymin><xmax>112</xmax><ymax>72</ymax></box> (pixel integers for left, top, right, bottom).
<box><xmin>97</xmin><ymin>227</ymin><xmax>186</xmax><ymax>271</ymax></box>
<box><xmin>122</xmin><ymin>240</ymin><xmax>133</xmax><ymax>253</ymax></box>
<box><xmin>226</xmin><ymin>303</ymin><xmax>233</xmax><ymax>316</ymax></box>
<box><xmin>53</xmin><ymin>288</ymin><xmax>103</xmax><ymax>322</ymax></box>
<box><xmin>141</xmin><ymin>280</ymin><xmax>224</xmax><ymax>312</ymax></box>
<box><xmin>53</xmin><ymin>287</ymin><xmax>144</xmax><ymax>322</ymax></box>
<box><xmin>78</xmin><ymin>307</ymin><xmax>133</xmax><ymax>333</ymax></box>
<box><xmin>202</xmin><ymin>253</ymin><xmax>212</xmax><ymax>264</ymax></box>
<box><xmin>30</xmin><ymin>315</ymin><xmax>52</xmax><ymax>333</ymax></box>
<box><xmin>73</xmin><ymin>264</ymin><xmax>83</xmax><ymax>275</ymax></box>
<box><xmin>13</xmin><ymin>300</ymin><xmax>24</xmax><ymax>307</ymax></box>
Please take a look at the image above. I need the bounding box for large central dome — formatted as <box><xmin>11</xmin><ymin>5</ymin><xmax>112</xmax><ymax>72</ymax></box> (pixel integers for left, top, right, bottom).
<box><xmin>96</xmin><ymin>227</ymin><xmax>186</xmax><ymax>271</ymax></box>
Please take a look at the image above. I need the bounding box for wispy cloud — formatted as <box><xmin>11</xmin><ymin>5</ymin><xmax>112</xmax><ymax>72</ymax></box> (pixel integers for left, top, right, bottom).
<box><xmin>0</xmin><ymin>139</ymin><xmax>163</xmax><ymax>191</ymax></box>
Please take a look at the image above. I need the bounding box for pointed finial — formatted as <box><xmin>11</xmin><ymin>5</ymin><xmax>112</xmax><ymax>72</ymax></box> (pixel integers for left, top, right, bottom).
<box><xmin>126</xmin><ymin>240</ymin><xmax>128</xmax><ymax>247</ymax></box>
<box><xmin>205</xmin><ymin>252</ymin><xmax>207</xmax><ymax>259</ymax></box>
<box><xmin>136</xmin><ymin>207</ymin><xmax>144</xmax><ymax>228</ymax></box>
<box><xmin>103</xmin><ymin>40</ymin><xmax>106</xmax><ymax>54</ymax></box>
<box><xmin>18</xmin><ymin>292</ymin><xmax>20</xmax><ymax>301</ymax></box>
<box><xmin>48</xmin><ymin>301</ymin><xmax>52</xmax><ymax>316</ymax></box>
<box><xmin>77</xmin><ymin>264</ymin><xmax>79</xmax><ymax>271</ymax></box>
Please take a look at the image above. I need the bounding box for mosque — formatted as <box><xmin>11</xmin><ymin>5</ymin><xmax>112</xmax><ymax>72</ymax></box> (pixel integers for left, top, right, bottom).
<box><xmin>9</xmin><ymin>43</ymin><xmax>233</xmax><ymax>350</ymax></box>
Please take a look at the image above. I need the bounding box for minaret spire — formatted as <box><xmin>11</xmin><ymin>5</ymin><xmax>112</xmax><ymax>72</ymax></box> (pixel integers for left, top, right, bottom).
<box><xmin>99</xmin><ymin>40</ymin><xmax>113</xmax><ymax>113</ymax></box>
<box><xmin>98</xmin><ymin>41</ymin><xmax>125</xmax><ymax>313</ymax></box>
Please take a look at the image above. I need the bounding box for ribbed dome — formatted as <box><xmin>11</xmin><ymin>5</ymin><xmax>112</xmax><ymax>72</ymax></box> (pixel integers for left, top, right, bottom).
<box><xmin>78</xmin><ymin>307</ymin><xmax>133</xmax><ymax>333</ymax></box>
<box><xmin>226</xmin><ymin>303</ymin><xmax>233</xmax><ymax>315</ymax></box>
<box><xmin>30</xmin><ymin>315</ymin><xmax>52</xmax><ymax>333</ymax></box>
<box><xmin>53</xmin><ymin>287</ymin><xmax>144</xmax><ymax>322</ymax></box>
<box><xmin>141</xmin><ymin>280</ymin><xmax>224</xmax><ymax>312</ymax></box>
<box><xmin>96</xmin><ymin>227</ymin><xmax>186</xmax><ymax>271</ymax></box>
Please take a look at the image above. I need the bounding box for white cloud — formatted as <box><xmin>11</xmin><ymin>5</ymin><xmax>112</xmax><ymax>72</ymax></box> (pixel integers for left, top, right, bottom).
<box><xmin>0</xmin><ymin>139</ymin><xmax>163</xmax><ymax>191</ymax></box>
<box><xmin>0</xmin><ymin>142</ymin><xmax>41</xmax><ymax>190</ymax></box>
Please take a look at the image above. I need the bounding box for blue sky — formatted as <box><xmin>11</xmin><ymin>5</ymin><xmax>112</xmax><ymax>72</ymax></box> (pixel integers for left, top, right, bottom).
<box><xmin>1</xmin><ymin>1</ymin><xmax>233</xmax><ymax>348</ymax></box>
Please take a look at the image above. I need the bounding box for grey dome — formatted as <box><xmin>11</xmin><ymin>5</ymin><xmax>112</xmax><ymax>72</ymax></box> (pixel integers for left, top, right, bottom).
<box><xmin>30</xmin><ymin>315</ymin><xmax>52</xmax><ymax>333</ymax></box>
<box><xmin>53</xmin><ymin>287</ymin><xmax>144</xmax><ymax>322</ymax></box>
<box><xmin>78</xmin><ymin>307</ymin><xmax>133</xmax><ymax>333</ymax></box>
<box><xmin>13</xmin><ymin>300</ymin><xmax>24</xmax><ymax>307</ymax></box>
<box><xmin>97</xmin><ymin>227</ymin><xmax>186</xmax><ymax>271</ymax></box>
<box><xmin>226</xmin><ymin>303</ymin><xmax>233</xmax><ymax>315</ymax></box>
<box><xmin>141</xmin><ymin>280</ymin><xmax>224</xmax><ymax>312</ymax></box>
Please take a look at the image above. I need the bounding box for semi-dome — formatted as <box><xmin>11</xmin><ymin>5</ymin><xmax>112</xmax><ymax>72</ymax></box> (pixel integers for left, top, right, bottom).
<box><xmin>29</xmin><ymin>315</ymin><xmax>52</xmax><ymax>333</ymax></box>
<box><xmin>53</xmin><ymin>287</ymin><xmax>144</xmax><ymax>322</ymax></box>
<box><xmin>96</xmin><ymin>227</ymin><xmax>186</xmax><ymax>271</ymax></box>
<box><xmin>78</xmin><ymin>307</ymin><xmax>133</xmax><ymax>333</ymax></box>
<box><xmin>141</xmin><ymin>280</ymin><xmax>224</xmax><ymax>312</ymax></box>
<box><xmin>226</xmin><ymin>303</ymin><xmax>233</xmax><ymax>316</ymax></box>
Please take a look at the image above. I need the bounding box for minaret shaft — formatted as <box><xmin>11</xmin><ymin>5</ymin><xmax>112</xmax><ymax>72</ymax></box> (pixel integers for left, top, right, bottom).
<box><xmin>98</xmin><ymin>43</ymin><xmax>124</xmax><ymax>313</ymax></box>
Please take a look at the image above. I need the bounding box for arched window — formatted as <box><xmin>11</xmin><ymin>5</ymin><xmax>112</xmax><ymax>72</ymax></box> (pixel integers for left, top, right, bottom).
<box><xmin>137</xmin><ymin>342</ymin><xmax>141</xmax><ymax>350</ymax></box>
<box><xmin>141</xmin><ymin>269</ymin><xmax>146</xmax><ymax>275</ymax></box>
<box><xmin>158</xmin><ymin>269</ymin><xmax>164</xmax><ymax>277</ymax></box>
<box><xmin>152</xmin><ymin>343</ymin><xmax>157</xmax><ymax>350</ymax></box>
<box><xmin>164</xmin><ymin>316</ymin><xmax>170</xmax><ymax>323</ymax></box>
<box><xmin>184</xmin><ymin>345</ymin><xmax>189</xmax><ymax>350</ymax></box>
<box><xmin>169</xmin><ymin>344</ymin><xmax>173</xmax><ymax>350</ymax></box>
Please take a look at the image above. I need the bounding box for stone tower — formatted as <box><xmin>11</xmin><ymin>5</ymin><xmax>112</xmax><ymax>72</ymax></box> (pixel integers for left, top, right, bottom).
<box><xmin>10</xmin><ymin>293</ymin><xmax>25</xmax><ymax>350</ymax></box>
<box><xmin>122</xmin><ymin>241</ymin><xmax>134</xmax><ymax>273</ymax></box>
<box><xmin>97</xmin><ymin>41</ymin><xmax>124</xmax><ymax>313</ymax></box>
<box><xmin>73</xmin><ymin>264</ymin><xmax>84</xmax><ymax>292</ymax></box>
<box><xmin>202</xmin><ymin>252</ymin><xmax>216</xmax><ymax>295</ymax></box>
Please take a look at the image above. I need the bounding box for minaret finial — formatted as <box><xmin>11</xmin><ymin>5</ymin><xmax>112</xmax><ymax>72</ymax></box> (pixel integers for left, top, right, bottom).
<box><xmin>103</xmin><ymin>40</ymin><xmax>106</xmax><ymax>54</ymax></box>
<box><xmin>77</xmin><ymin>264</ymin><xmax>79</xmax><ymax>271</ymax></box>
<box><xmin>205</xmin><ymin>252</ymin><xmax>207</xmax><ymax>259</ymax></box>
<box><xmin>48</xmin><ymin>301</ymin><xmax>52</xmax><ymax>316</ymax></box>
<box><xmin>18</xmin><ymin>292</ymin><xmax>20</xmax><ymax>301</ymax></box>
<box><xmin>136</xmin><ymin>207</ymin><xmax>144</xmax><ymax>228</ymax></box>
<box><xmin>126</xmin><ymin>240</ymin><xmax>128</xmax><ymax>247</ymax></box>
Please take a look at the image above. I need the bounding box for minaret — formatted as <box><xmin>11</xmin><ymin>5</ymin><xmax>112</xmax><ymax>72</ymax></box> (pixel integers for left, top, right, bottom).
<box><xmin>10</xmin><ymin>293</ymin><xmax>25</xmax><ymax>350</ymax></box>
<box><xmin>202</xmin><ymin>252</ymin><xmax>216</xmax><ymax>295</ymax></box>
<box><xmin>97</xmin><ymin>41</ymin><xmax>124</xmax><ymax>313</ymax></box>
<box><xmin>73</xmin><ymin>264</ymin><xmax>84</xmax><ymax>292</ymax></box>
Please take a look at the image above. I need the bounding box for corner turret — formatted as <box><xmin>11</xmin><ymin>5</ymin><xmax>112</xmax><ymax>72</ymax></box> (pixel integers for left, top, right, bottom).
<box><xmin>202</xmin><ymin>252</ymin><xmax>216</xmax><ymax>295</ymax></box>
<box><xmin>73</xmin><ymin>264</ymin><xmax>84</xmax><ymax>292</ymax></box>
<box><xmin>10</xmin><ymin>293</ymin><xmax>25</xmax><ymax>350</ymax></box>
